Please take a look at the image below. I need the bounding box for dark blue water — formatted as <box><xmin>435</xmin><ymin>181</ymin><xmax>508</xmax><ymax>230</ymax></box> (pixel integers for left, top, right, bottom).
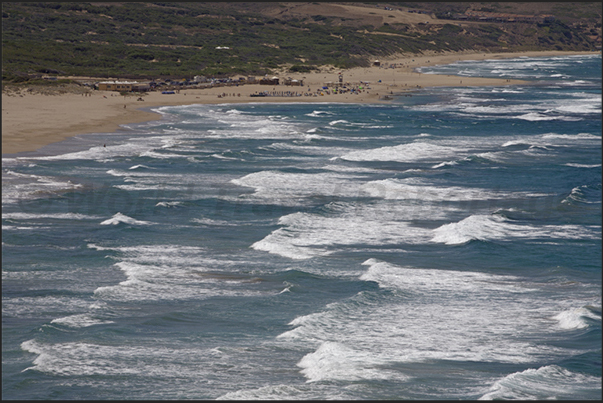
<box><xmin>3</xmin><ymin>54</ymin><xmax>601</xmax><ymax>399</ymax></box>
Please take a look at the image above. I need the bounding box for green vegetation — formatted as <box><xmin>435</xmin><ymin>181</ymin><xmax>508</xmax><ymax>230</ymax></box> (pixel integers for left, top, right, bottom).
<box><xmin>1</xmin><ymin>2</ymin><xmax>600</xmax><ymax>81</ymax></box>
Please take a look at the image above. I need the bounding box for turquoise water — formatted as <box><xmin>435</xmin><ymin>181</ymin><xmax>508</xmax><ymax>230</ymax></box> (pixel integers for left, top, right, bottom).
<box><xmin>2</xmin><ymin>54</ymin><xmax>601</xmax><ymax>399</ymax></box>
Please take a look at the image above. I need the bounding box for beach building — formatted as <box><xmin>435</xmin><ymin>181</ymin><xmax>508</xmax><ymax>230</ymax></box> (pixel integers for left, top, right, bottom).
<box><xmin>283</xmin><ymin>77</ymin><xmax>303</xmax><ymax>86</ymax></box>
<box><xmin>260</xmin><ymin>76</ymin><xmax>279</xmax><ymax>85</ymax></box>
<box><xmin>133</xmin><ymin>83</ymin><xmax>150</xmax><ymax>92</ymax></box>
<box><xmin>97</xmin><ymin>81</ymin><xmax>150</xmax><ymax>92</ymax></box>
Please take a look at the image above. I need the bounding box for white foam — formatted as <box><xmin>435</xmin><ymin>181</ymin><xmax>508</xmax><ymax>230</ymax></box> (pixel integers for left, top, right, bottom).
<box><xmin>92</xmin><ymin>242</ymin><xmax>238</xmax><ymax>268</ymax></box>
<box><xmin>479</xmin><ymin>365</ymin><xmax>602</xmax><ymax>400</ymax></box>
<box><xmin>87</xmin><ymin>243</ymin><xmax>109</xmax><ymax>251</ymax></box>
<box><xmin>1</xmin><ymin>170</ymin><xmax>83</xmax><ymax>205</ymax></box>
<box><xmin>297</xmin><ymin>341</ymin><xmax>409</xmax><ymax>383</ymax></box>
<box><xmin>87</xmin><ymin>243</ymin><xmax>209</xmax><ymax>265</ymax></box>
<box><xmin>552</xmin><ymin>307</ymin><xmax>601</xmax><ymax>330</ymax></box>
<box><xmin>2</xmin><ymin>295</ymin><xmax>93</xmax><ymax>319</ymax></box>
<box><xmin>410</xmin><ymin>80</ymin><xmax>599</xmax><ymax>122</ymax></box>
<box><xmin>361</xmin><ymin>178</ymin><xmax>544</xmax><ymax>201</ymax></box>
<box><xmin>191</xmin><ymin>217</ymin><xmax>243</xmax><ymax>226</ymax></box>
<box><xmin>100</xmin><ymin>212</ymin><xmax>153</xmax><ymax>226</ymax></box>
<box><xmin>251</xmin><ymin>211</ymin><xmax>433</xmax><ymax>260</ymax></box>
<box><xmin>564</xmin><ymin>79</ymin><xmax>597</xmax><ymax>87</ymax></box>
<box><xmin>565</xmin><ymin>163</ymin><xmax>601</xmax><ymax>168</ymax></box>
<box><xmin>303</xmin><ymin>133</ymin><xmax>331</xmax><ymax>142</ymax></box>
<box><xmin>328</xmin><ymin>119</ymin><xmax>349</xmax><ymax>126</ymax></box>
<box><xmin>431</xmin><ymin>160</ymin><xmax>458</xmax><ymax>169</ymax></box>
<box><xmin>231</xmin><ymin>170</ymin><xmax>361</xmax><ymax>202</ymax></box>
<box><xmin>93</xmin><ymin>260</ymin><xmax>264</xmax><ymax>302</ymax></box>
<box><xmin>320</xmin><ymin>164</ymin><xmax>383</xmax><ymax>174</ymax></box>
<box><xmin>22</xmin><ymin>141</ymin><xmax>157</xmax><ymax>161</ymax></box>
<box><xmin>431</xmin><ymin>214</ymin><xmax>600</xmax><ymax>245</ymax></box>
<box><xmin>155</xmin><ymin>201</ymin><xmax>183</xmax><ymax>208</ymax></box>
<box><xmin>556</xmin><ymin>102</ymin><xmax>601</xmax><ymax>115</ymax></box>
<box><xmin>20</xmin><ymin>339</ymin><xmax>228</xmax><ymax>378</ymax></box>
<box><xmin>305</xmin><ymin>110</ymin><xmax>334</xmax><ymax>117</ymax></box>
<box><xmin>106</xmin><ymin>169</ymin><xmax>128</xmax><ymax>177</ymax></box>
<box><xmin>113</xmin><ymin>183</ymin><xmax>185</xmax><ymax>191</ymax></box>
<box><xmin>128</xmin><ymin>164</ymin><xmax>154</xmax><ymax>170</ymax></box>
<box><xmin>358</xmin><ymin>260</ymin><xmax>535</xmax><ymax>301</ymax></box>
<box><xmin>542</xmin><ymin>132</ymin><xmax>600</xmax><ymax>140</ymax></box>
<box><xmin>561</xmin><ymin>185</ymin><xmax>599</xmax><ymax>205</ymax></box>
<box><xmin>107</xmin><ymin>169</ymin><xmax>202</xmax><ymax>182</ymax></box>
<box><xmin>251</xmin><ymin>236</ymin><xmax>327</xmax><ymax>260</ymax></box>
<box><xmin>3</xmin><ymin>212</ymin><xmax>103</xmax><ymax>221</ymax></box>
<box><xmin>87</xmin><ymin>243</ymin><xmax>266</xmax><ymax>302</ymax></box>
<box><xmin>106</xmin><ymin>166</ymin><xmax>219</xmax><ymax>192</ymax></box>
<box><xmin>210</xmin><ymin>153</ymin><xmax>238</xmax><ymax>160</ymax></box>
<box><xmin>501</xmin><ymin>133</ymin><xmax>599</xmax><ymax>153</ymax></box>
<box><xmin>156</xmin><ymin>103</ymin><xmax>313</xmax><ymax>140</ymax></box>
<box><xmin>216</xmin><ymin>385</ymin><xmax>319</xmax><ymax>401</ymax></box>
<box><xmin>515</xmin><ymin>112</ymin><xmax>581</xmax><ymax>121</ymax></box>
<box><xmin>278</xmin><ymin>259</ymin><xmax>595</xmax><ymax>382</ymax></box>
<box><xmin>138</xmin><ymin>150</ymin><xmax>188</xmax><ymax>159</ymax></box>
<box><xmin>502</xmin><ymin>139</ymin><xmax>531</xmax><ymax>148</ymax></box>
<box><xmin>336</xmin><ymin>142</ymin><xmax>461</xmax><ymax>163</ymax></box>
<box><xmin>50</xmin><ymin>314</ymin><xmax>114</xmax><ymax>328</ymax></box>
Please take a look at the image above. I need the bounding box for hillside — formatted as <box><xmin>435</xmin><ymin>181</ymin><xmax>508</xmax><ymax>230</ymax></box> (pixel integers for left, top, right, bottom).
<box><xmin>2</xmin><ymin>2</ymin><xmax>601</xmax><ymax>82</ymax></box>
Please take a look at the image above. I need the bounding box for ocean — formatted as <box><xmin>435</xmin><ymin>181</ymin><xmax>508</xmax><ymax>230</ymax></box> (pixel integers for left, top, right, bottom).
<box><xmin>2</xmin><ymin>54</ymin><xmax>601</xmax><ymax>400</ymax></box>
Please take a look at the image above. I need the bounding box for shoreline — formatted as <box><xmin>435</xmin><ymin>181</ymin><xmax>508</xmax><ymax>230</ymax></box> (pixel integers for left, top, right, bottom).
<box><xmin>2</xmin><ymin>50</ymin><xmax>598</xmax><ymax>156</ymax></box>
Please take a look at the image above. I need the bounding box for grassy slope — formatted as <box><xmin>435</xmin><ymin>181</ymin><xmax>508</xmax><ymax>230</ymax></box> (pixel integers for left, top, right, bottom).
<box><xmin>2</xmin><ymin>2</ymin><xmax>601</xmax><ymax>81</ymax></box>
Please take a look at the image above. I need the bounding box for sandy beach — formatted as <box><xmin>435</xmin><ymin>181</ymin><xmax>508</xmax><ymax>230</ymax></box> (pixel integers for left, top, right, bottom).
<box><xmin>2</xmin><ymin>50</ymin><xmax>596</xmax><ymax>155</ymax></box>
